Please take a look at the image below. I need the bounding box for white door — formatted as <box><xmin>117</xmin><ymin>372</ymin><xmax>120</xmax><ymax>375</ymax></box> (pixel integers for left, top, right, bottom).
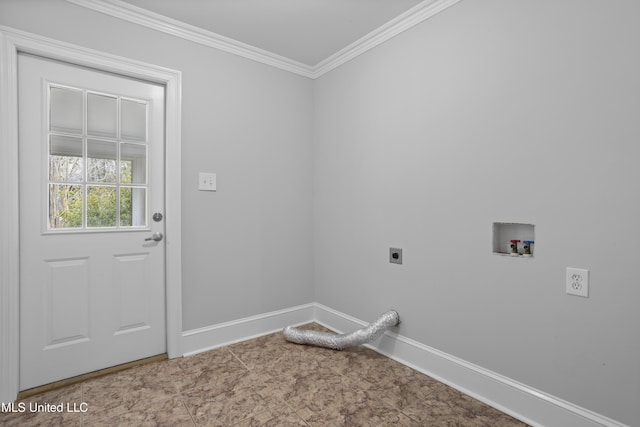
<box><xmin>18</xmin><ymin>53</ymin><xmax>166</xmax><ymax>390</ymax></box>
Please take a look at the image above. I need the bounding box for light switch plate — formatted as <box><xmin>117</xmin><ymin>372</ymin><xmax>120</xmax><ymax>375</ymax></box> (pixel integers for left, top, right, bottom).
<box><xmin>199</xmin><ymin>172</ymin><xmax>216</xmax><ymax>191</ymax></box>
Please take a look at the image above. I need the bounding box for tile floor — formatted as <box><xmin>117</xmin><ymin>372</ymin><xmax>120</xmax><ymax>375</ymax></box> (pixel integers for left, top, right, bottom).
<box><xmin>1</xmin><ymin>323</ymin><xmax>529</xmax><ymax>426</ymax></box>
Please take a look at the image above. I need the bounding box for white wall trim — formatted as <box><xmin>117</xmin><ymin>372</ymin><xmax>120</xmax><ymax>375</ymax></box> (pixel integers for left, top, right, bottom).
<box><xmin>0</xmin><ymin>28</ymin><xmax>21</xmax><ymax>407</ymax></box>
<box><xmin>313</xmin><ymin>304</ymin><xmax>628</xmax><ymax>427</ymax></box>
<box><xmin>0</xmin><ymin>25</ymin><xmax>183</xmax><ymax>403</ymax></box>
<box><xmin>311</xmin><ymin>0</ymin><xmax>463</xmax><ymax>78</ymax></box>
<box><xmin>181</xmin><ymin>302</ymin><xmax>628</xmax><ymax>427</ymax></box>
<box><xmin>181</xmin><ymin>303</ymin><xmax>316</xmax><ymax>357</ymax></box>
<box><xmin>64</xmin><ymin>0</ymin><xmax>462</xmax><ymax>79</ymax></box>
<box><xmin>65</xmin><ymin>0</ymin><xmax>315</xmax><ymax>78</ymax></box>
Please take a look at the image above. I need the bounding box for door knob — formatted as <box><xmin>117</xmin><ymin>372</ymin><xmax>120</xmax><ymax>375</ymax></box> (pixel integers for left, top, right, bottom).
<box><xmin>144</xmin><ymin>232</ymin><xmax>163</xmax><ymax>242</ymax></box>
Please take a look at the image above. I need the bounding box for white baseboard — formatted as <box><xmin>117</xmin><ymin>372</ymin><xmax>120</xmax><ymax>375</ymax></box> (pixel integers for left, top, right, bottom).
<box><xmin>181</xmin><ymin>302</ymin><xmax>627</xmax><ymax>427</ymax></box>
<box><xmin>314</xmin><ymin>304</ymin><xmax>627</xmax><ymax>427</ymax></box>
<box><xmin>181</xmin><ymin>303</ymin><xmax>315</xmax><ymax>357</ymax></box>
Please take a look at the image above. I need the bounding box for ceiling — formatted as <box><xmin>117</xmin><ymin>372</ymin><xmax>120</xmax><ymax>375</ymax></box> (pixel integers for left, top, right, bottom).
<box><xmin>118</xmin><ymin>0</ymin><xmax>424</xmax><ymax>67</ymax></box>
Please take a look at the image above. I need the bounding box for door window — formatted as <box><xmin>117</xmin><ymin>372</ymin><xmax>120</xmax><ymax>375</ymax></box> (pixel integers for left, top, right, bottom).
<box><xmin>47</xmin><ymin>84</ymin><xmax>149</xmax><ymax>231</ymax></box>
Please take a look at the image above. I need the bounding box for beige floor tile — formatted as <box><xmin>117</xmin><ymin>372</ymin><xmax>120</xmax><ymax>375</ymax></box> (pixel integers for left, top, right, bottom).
<box><xmin>0</xmin><ymin>411</ymin><xmax>82</xmax><ymax>427</ymax></box>
<box><xmin>178</xmin><ymin>347</ymin><xmax>248</xmax><ymax>374</ymax></box>
<box><xmin>90</xmin><ymin>395</ymin><xmax>195</xmax><ymax>427</ymax></box>
<box><xmin>282</xmin><ymin>367</ymin><xmax>391</xmax><ymax>425</ymax></box>
<box><xmin>0</xmin><ymin>384</ymin><xmax>83</xmax><ymax>427</ymax></box>
<box><xmin>184</xmin><ymin>387</ymin><xmax>278</xmax><ymax>427</ymax></box>
<box><xmin>396</xmin><ymin>382</ymin><xmax>527</xmax><ymax>427</ymax></box>
<box><xmin>231</xmin><ymin>405</ymin><xmax>309</xmax><ymax>426</ymax></box>
<box><xmin>5</xmin><ymin>323</ymin><xmax>529</xmax><ymax>427</ymax></box>
<box><xmin>81</xmin><ymin>364</ymin><xmax>182</xmax><ymax>425</ymax></box>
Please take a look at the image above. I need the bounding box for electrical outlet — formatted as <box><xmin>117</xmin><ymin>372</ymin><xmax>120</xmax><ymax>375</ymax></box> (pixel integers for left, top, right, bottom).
<box><xmin>566</xmin><ymin>267</ymin><xmax>589</xmax><ymax>297</ymax></box>
<box><xmin>389</xmin><ymin>248</ymin><xmax>403</xmax><ymax>264</ymax></box>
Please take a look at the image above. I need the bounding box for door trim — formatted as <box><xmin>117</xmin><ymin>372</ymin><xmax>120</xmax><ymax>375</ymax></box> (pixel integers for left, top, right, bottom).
<box><xmin>0</xmin><ymin>25</ymin><xmax>183</xmax><ymax>403</ymax></box>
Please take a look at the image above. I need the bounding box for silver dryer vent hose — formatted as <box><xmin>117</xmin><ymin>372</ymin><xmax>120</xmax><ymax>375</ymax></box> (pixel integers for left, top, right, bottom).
<box><xmin>282</xmin><ymin>310</ymin><xmax>400</xmax><ymax>350</ymax></box>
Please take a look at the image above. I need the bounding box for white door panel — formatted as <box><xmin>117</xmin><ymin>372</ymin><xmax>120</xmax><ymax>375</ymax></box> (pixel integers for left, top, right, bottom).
<box><xmin>43</xmin><ymin>257</ymin><xmax>90</xmax><ymax>349</ymax></box>
<box><xmin>18</xmin><ymin>53</ymin><xmax>166</xmax><ymax>390</ymax></box>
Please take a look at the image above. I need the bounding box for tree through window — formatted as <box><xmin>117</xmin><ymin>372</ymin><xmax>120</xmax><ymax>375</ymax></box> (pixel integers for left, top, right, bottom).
<box><xmin>48</xmin><ymin>84</ymin><xmax>148</xmax><ymax>230</ymax></box>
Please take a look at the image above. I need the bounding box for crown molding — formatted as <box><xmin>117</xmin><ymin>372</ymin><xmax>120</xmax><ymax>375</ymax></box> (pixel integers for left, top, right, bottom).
<box><xmin>66</xmin><ymin>0</ymin><xmax>462</xmax><ymax>79</ymax></box>
<box><xmin>311</xmin><ymin>0</ymin><xmax>463</xmax><ymax>78</ymax></box>
<box><xmin>65</xmin><ymin>0</ymin><xmax>315</xmax><ymax>78</ymax></box>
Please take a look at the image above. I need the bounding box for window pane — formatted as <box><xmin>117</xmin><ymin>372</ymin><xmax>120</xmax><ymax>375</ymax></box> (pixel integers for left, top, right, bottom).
<box><xmin>120</xmin><ymin>143</ymin><xmax>147</xmax><ymax>184</ymax></box>
<box><xmin>87</xmin><ymin>93</ymin><xmax>117</xmax><ymax>138</ymax></box>
<box><xmin>49</xmin><ymin>135</ymin><xmax>83</xmax><ymax>182</ymax></box>
<box><xmin>120</xmin><ymin>187</ymin><xmax>146</xmax><ymax>227</ymax></box>
<box><xmin>50</xmin><ymin>86</ymin><xmax>83</xmax><ymax>134</ymax></box>
<box><xmin>49</xmin><ymin>184</ymin><xmax>83</xmax><ymax>229</ymax></box>
<box><xmin>47</xmin><ymin>86</ymin><xmax>152</xmax><ymax>232</ymax></box>
<box><xmin>121</xmin><ymin>99</ymin><xmax>147</xmax><ymax>141</ymax></box>
<box><xmin>87</xmin><ymin>186</ymin><xmax>116</xmax><ymax>227</ymax></box>
<box><xmin>87</xmin><ymin>139</ymin><xmax>117</xmax><ymax>183</ymax></box>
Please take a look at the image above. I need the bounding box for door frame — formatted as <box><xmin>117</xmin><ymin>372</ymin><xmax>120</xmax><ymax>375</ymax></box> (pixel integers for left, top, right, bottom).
<box><xmin>0</xmin><ymin>26</ymin><xmax>183</xmax><ymax>403</ymax></box>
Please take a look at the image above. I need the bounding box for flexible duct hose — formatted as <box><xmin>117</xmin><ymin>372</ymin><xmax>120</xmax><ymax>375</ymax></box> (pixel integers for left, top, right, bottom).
<box><xmin>282</xmin><ymin>310</ymin><xmax>400</xmax><ymax>350</ymax></box>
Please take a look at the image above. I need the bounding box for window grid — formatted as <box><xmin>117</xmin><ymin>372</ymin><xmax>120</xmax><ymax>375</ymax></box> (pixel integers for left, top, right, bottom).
<box><xmin>47</xmin><ymin>83</ymin><xmax>149</xmax><ymax>231</ymax></box>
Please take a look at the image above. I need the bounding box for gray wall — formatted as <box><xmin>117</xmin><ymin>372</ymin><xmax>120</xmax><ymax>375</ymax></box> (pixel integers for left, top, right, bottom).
<box><xmin>3</xmin><ymin>0</ymin><xmax>639</xmax><ymax>424</ymax></box>
<box><xmin>313</xmin><ymin>0</ymin><xmax>640</xmax><ymax>424</ymax></box>
<box><xmin>0</xmin><ymin>0</ymin><xmax>315</xmax><ymax>330</ymax></box>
